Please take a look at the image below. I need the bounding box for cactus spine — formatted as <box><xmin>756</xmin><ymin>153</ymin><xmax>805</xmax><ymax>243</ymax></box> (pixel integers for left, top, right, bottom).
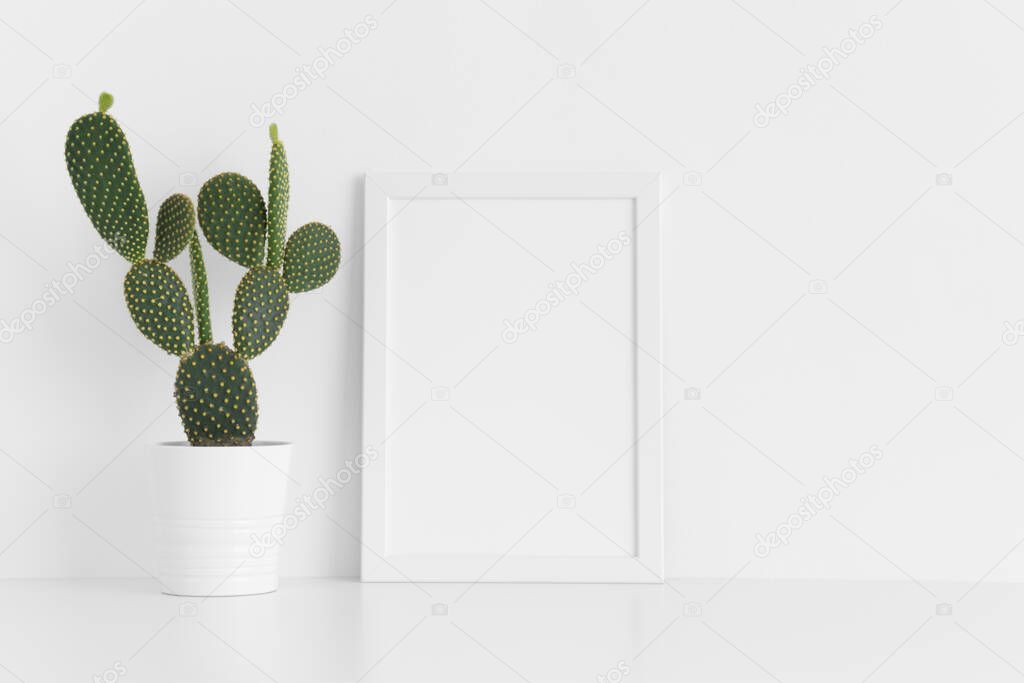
<box><xmin>65</xmin><ymin>94</ymin><xmax>341</xmax><ymax>446</ymax></box>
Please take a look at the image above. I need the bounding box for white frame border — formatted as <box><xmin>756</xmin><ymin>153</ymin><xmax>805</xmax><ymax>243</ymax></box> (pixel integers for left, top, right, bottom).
<box><xmin>362</xmin><ymin>172</ymin><xmax>665</xmax><ymax>583</ymax></box>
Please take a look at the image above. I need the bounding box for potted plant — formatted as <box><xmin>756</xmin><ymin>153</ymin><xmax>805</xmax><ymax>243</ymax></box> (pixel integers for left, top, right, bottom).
<box><xmin>64</xmin><ymin>93</ymin><xmax>340</xmax><ymax>596</ymax></box>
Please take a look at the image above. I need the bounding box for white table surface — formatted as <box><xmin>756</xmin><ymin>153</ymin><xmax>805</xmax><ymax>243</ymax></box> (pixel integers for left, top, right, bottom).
<box><xmin>0</xmin><ymin>578</ymin><xmax>1020</xmax><ymax>682</ymax></box>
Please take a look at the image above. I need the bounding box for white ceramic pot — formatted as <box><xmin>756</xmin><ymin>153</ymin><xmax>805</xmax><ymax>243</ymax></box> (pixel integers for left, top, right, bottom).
<box><xmin>150</xmin><ymin>441</ymin><xmax>292</xmax><ymax>597</ymax></box>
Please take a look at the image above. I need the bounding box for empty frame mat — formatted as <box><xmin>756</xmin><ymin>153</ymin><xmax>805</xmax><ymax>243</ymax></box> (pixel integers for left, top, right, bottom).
<box><xmin>362</xmin><ymin>173</ymin><xmax>664</xmax><ymax>582</ymax></box>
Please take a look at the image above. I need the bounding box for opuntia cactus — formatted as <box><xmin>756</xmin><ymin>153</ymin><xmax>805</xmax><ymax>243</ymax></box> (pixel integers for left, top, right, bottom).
<box><xmin>64</xmin><ymin>92</ymin><xmax>148</xmax><ymax>262</ymax></box>
<box><xmin>65</xmin><ymin>93</ymin><xmax>341</xmax><ymax>446</ymax></box>
<box><xmin>175</xmin><ymin>342</ymin><xmax>258</xmax><ymax>446</ymax></box>
<box><xmin>154</xmin><ymin>193</ymin><xmax>195</xmax><ymax>262</ymax></box>
<box><xmin>267</xmin><ymin>123</ymin><xmax>289</xmax><ymax>271</ymax></box>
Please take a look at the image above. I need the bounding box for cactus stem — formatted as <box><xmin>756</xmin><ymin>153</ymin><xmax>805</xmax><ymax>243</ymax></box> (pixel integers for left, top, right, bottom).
<box><xmin>98</xmin><ymin>92</ymin><xmax>114</xmax><ymax>113</ymax></box>
<box><xmin>266</xmin><ymin>127</ymin><xmax>289</xmax><ymax>271</ymax></box>
<box><xmin>188</xmin><ymin>231</ymin><xmax>213</xmax><ymax>345</ymax></box>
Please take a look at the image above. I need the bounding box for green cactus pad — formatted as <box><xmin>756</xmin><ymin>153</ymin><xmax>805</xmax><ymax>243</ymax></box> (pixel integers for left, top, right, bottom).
<box><xmin>154</xmin><ymin>194</ymin><xmax>195</xmax><ymax>262</ymax></box>
<box><xmin>65</xmin><ymin>95</ymin><xmax>149</xmax><ymax>263</ymax></box>
<box><xmin>266</xmin><ymin>126</ymin><xmax>289</xmax><ymax>270</ymax></box>
<box><xmin>123</xmin><ymin>260</ymin><xmax>195</xmax><ymax>356</ymax></box>
<box><xmin>174</xmin><ymin>343</ymin><xmax>258</xmax><ymax>446</ymax></box>
<box><xmin>197</xmin><ymin>172</ymin><xmax>267</xmax><ymax>267</ymax></box>
<box><xmin>232</xmin><ymin>266</ymin><xmax>289</xmax><ymax>359</ymax></box>
<box><xmin>282</xmin><ymin>222</ymin><xmax>340</xmax><ymax>292</ymax></box>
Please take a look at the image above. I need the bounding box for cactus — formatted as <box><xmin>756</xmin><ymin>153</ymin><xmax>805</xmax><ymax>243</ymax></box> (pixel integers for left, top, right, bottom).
<box><xmin>197</xmin><ymin>172</ymin><xmax>267</xmax><ymax>268</ymax></box>
<box><xmin>283</xmin><ymin>222</ymin><xmax>341</xmax><ymax>293</ymax></box>
<box><xmin>123</xmin><ymin>260</ymin><xmax>195</xmax><ymax>356</ymax></box>
<box><xmin>233</xmin><ymin>265</ymin><xmax>289</xmax><ymax>359</ymax></box>
<box><xmin>65</xmin><ymin>93</ymin><xmax>341</xmax><ymax>446</ymax></box>
<box><xmin>267</xmin><ymin>124</ymin><xmax>289</xmax><ymax>270</ymax></box>
<box><xmin>188</xmin><ymin>230</ymin><xmax>212</xmax><ymax>345</ymax></box>
<box><xmin>174</xmin><ymin>343</ymin><xmax>258</xmax><ymax>446</ymax></box>
<box><xmin>64</xmin><ymin>93</ymin><xmax>149</xmax><ymax>262</ymax></box>
<box><xmin>154</xmin><ymin>193</ymin><xmax>194</xmax><ymax>262</ymax></box>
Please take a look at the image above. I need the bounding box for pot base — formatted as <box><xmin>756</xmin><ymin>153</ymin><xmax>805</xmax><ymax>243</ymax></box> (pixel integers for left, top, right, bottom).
<box><xmin>160</xmin><ymin>575</ymin><xmax>279</xmax><ymax>597</ymax></box>
<box><xmin>151</xmin><ymin>441</ymin><xmax>293</xmax><ymax>598</ymax></box>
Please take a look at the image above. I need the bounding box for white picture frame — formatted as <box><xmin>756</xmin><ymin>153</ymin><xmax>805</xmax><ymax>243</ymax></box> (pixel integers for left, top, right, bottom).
<box><xmin>361</xmin><ymin>172</ymin><xmax>665</xmax><ymax>583</ymax></box>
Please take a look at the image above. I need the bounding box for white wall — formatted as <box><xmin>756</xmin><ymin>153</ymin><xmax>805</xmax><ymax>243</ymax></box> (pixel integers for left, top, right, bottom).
<box><xmin>2</xmin><ymin>0</ymin><xmax>1024</xmax><ymax>584</ymax></box>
